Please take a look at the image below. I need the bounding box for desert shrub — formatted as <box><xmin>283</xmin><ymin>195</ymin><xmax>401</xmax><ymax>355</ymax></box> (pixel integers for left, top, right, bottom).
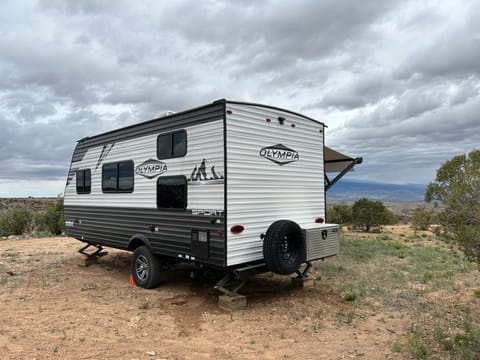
<box><xmin>36</xmin><ymin>199</ymin><xmax>64</xmax><ymax>235</ymax></box>
<box><xmin>0</xmin><ymin>208</ymin><xmax>33</xmax><ymax>236</ymax></box>
<box><xmin>412</xmin><ymin>205</ymin><xmax>434</xmax><ymax>231</ymax></box>
<box><xmin>408</xmin><ymin>326</ymin><xmax>428</xmax><ymax>359</ymax></box>
<box><xmin>327</xmin><ymin>203</ymin><xmax>352</xmax><ymax>225</ymax></box>
<box><xmin>351</xmin><ymin>198</ymin><xmax>395</xmax><ymax>232</ymax></box>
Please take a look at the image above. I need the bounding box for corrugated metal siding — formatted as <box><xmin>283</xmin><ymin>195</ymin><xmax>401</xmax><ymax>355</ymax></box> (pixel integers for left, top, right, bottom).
<box><xmin>72</xmin><ymin>103</ymin><xmax>224</xmax><ymax>159</ymax></box>
<box><xmin>64</xmin><ymin>206</ymin><xmax>225</xmax><ymax>266</ymax></box>
<box><xmin>226</xmin><ymin>103</ymin><xmax>325</xmax><ymax>266</ymax></box>
<box><xmin>65</xmin><ymin>120</ymin><xmax>225</xmax><ymax>210</ymax></box>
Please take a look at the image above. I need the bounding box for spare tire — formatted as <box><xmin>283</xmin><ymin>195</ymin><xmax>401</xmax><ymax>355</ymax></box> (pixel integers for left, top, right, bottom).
<box><xmin>263</xmin><ymin>220</ymin><xmax>304</xmax><ymax>275</ymax></box>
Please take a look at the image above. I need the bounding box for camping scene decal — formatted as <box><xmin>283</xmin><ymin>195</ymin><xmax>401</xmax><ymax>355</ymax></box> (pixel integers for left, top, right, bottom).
<box><xmin>189</xmin><ymin>158</ymin><xmax>224</xmax><ymax>185</ymax></box>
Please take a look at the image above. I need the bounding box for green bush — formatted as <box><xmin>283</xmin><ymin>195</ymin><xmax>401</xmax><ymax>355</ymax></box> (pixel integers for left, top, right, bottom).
<box><xmin>342</xmin><ymin>289</ymin><xmax>359</xmax><ymax>302</ymax></box>
<box><xmin>351</xmin><ymin>198</ymin><xmax>395</xmax><ymax>232</ymax></box>
<box><xmin>412</xmin><ymin>205</ymin><xmax>434</xmax><ymax>231</ymax></box>
<box><xmin>408</xmin><ymin>327</ymin><xmax>428</xmax><ymax>359</ymax></box>
<box><xmin>0</xmin><ymin>208</ymin><xmax>33</xmax><ymax>236</ymax></box>
<box><xmin>327</xmin><ymin>203</ymin><xmax>352</xmax><ymax>225</ymax></box>
<box><xmin>36</xmin><ymin>199</ymin><xmax>64</xmax><ymax>235</ymax></box>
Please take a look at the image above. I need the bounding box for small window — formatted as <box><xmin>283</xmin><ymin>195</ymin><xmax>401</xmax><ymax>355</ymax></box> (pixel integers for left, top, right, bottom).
<box><xmin>102</xmin><ymin>161</ymin><xmax>134</xmax><ymax>193</ymax></box>
<box><xmin>76</xmin><ymin>169</ymin><xmax>91</xmax><ymax>194</ymax></box>
<box><xmin>157</xmin><ymin>130</ymin><xmax>187</xmax><ymax>159</ymax></box>
<box><xmin>157</xmin><ymin>176</ymin><xmax>187</xmax><ymax>209</ymax></box>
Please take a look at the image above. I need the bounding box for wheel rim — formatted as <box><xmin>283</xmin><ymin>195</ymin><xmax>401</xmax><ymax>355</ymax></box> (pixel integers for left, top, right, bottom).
<box><xmin>135</xmin><ymin>254</ymin><xmax>149</xmax><ymax>281</ymax></box>
<box><xmin>281</xmin><ymin>235</ymin><xmax>296</xmax><ymax>262</ymax></box>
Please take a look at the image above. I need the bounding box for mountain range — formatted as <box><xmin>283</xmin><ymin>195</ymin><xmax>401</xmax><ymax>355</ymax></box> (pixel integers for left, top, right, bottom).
<box><xmin>326</xmin><ymin>180</ymin><xmax>426</xmax><ymax>203</ymax></box>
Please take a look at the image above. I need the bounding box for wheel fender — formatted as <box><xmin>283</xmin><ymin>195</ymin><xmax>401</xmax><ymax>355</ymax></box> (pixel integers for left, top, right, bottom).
<box><xmin>128</xmin><ymin>234</ymin><xmax>153</xmax><ymax>251</ymax></box>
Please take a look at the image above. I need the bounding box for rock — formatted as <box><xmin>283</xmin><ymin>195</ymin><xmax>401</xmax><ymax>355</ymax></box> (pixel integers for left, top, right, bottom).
<box><xmin>146</xmin><ymin>351</ymin><xmax>156</xmax><ymax>356</ymax></box>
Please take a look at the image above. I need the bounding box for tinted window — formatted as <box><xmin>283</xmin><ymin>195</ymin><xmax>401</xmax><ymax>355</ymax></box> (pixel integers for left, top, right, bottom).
<box><xmin>102</xmin><ymin>163</ymin><xmax>117</xmax><ymax>192</ymax></box>
<box><xmin>157</xmin><ymin>176</ymin><xmax>187</xmax><ymax>209</ymax></box>
<box><xmin>157</xmin><ymin>130</ymin><xmax>186</xmax><ymax>159</ymax></box>
<box><xmin>173</xmin><ymin>131</ymin><xmax>187</xmax><ymax>157</ymax></box>
<box><xmin>102</xmin><ymin>161</ymin><xmax>134</xmax><ymax>193</ymax></box>
<box><xmin>118</xmin><ymin>161</ymin><xmax>134</xmax><ymax>192</ymax></box>
<box><xmin>76</xmin><ymin>170</ymin><xmax>84</xmax><ymax>190</ymax></box>
<box><xmin>76</xmin><ymin>169</ymin><xmax>91</xmax><ymax>194</ymax></box>
<box><xmin>157</xmin><ymin>133</ymin><xmax>172</xmax><ymax>158</ymax></box>
<box><xmin>84</xmin><ymin>170</ymin><xmax>91</xmax><ymax>193</ymax></box>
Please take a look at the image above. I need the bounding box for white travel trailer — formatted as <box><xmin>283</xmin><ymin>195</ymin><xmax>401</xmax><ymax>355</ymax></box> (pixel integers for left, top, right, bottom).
<box><xmin>64</xmin><ymin>100</ymin><xmax>361</xmax><ymax>293</ymax></box>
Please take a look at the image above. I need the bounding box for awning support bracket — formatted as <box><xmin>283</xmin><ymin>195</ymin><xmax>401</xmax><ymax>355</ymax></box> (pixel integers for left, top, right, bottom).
<box><xmin>325</xmin><ymin>157</ymin><xmax>363</xmax><ymax>192</ymax></box>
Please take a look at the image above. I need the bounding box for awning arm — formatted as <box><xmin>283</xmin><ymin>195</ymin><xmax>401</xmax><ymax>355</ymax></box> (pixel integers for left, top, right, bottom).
<box><xmin>325</xmin><ymin>157</ymin><xmax>363</xmax><ymax>191</ymax></box>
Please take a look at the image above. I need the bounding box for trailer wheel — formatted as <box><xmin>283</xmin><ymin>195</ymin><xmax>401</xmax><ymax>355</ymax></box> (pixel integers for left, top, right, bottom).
<box><xmin>131</xmin><ymin>246</ymin><xmax>165</xmax><ymax>289</ymax></box>
<box><xmin>263</xmin><ymin>220</ymin><xmax>304</xmax><ymax>275</ymax></box>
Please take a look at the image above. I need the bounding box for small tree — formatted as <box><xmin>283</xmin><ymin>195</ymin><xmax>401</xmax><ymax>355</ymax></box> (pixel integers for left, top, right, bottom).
<box><xmin>425</xmin><ymin>149</ymin><xmax>480</xmax><ymax>263</ymax></box>
<box><xmin>352</xmin><ymin>198</ymin><xmax>394</xmax><ymax>232</ymax></box>
<box><xmin>412</xmin><ymin>205</ymin><xmax>433</xmax><ymax>231</ymax></box>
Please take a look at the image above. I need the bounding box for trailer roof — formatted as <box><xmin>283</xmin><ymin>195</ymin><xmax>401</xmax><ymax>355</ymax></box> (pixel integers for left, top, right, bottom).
<box><xmin>77</xmin><ymin>99</ymin><xmax>325</xmax><ymax>143</ymax></box>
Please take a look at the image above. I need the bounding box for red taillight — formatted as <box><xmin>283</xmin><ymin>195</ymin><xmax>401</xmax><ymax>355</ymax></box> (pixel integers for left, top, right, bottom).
<box><xmin>217</xmin><ymin>230</ymin><xmax>224</xmax><ymax>236</ymax></box>
<box><xmin>227</xmin><ymin>109</ymin><xmax>233</xmax><ymax>115</ymax></box>
<box><xmin>230</xmin><ymin>224</ymin><xmax>245</xmax><ymax>234</ymax></box>
<box><xmin>266</xmin><ymin>118</ymin><xmax>271</xmax><ymax>122</ymax></box>
<box><xmin>315</xmin><ymin>217</ymin><xmax>324</xmax><ymax>224</ymax></box>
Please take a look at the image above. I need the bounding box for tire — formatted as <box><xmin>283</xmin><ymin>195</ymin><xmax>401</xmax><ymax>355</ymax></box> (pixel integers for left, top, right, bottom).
<box><xmin>263</xmin><ymin>220</ymin><xmax>305</xmax><ymax>275</ymax></box>
<box><xmin>131</xmin><ymin>246</ymin><xmax>165</xmax><ymax>289</ymax></box>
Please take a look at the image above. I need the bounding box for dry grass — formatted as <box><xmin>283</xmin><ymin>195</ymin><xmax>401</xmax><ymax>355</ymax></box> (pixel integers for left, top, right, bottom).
<box><xmin>318</xmin><ymin>226</ymin><xmax>479</xmax><ymax>359</ymax></box>
<box><xmin>0</xmin><ymin>226</ymin><xmax>478</xmax><ymax>359</ymax></box>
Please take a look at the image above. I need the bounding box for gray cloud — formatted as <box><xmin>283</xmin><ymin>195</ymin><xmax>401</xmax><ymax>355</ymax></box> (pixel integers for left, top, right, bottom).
<box><xmin>1</xmin><ymin>0</ymin><xmax>480</xmax><ymax>196</ymax></box>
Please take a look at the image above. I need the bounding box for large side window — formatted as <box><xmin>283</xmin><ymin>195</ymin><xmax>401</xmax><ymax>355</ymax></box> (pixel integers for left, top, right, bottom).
<box><xmin>157</xmin><ymin>176</ymin><xmax>187</xmax><ymax>210</ymax></box>
<box><xmin>102</xmin><ymin>161</ymin><xmax>134</xmax><ymax>193</ymax></box>
<box><xmin>157</xmin><ymin>130</ymin><xmax>187</xmax><ymax>159</ymax></box>
<box><xmin>76</xmin><ymin>169</ymin><xmax>91</xmax><ymax>194</ymax></box>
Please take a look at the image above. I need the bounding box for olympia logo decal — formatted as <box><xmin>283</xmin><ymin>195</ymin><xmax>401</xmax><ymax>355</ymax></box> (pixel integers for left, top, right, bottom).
<box><xmin>135</xmin><ymin>159</ymin><xmax>167</xmax><ymax>179</ymax></box>
<box><xmin>259</xmin><ymin>144</ymin><xmax>299</xmax><ymax>165</ymax></box>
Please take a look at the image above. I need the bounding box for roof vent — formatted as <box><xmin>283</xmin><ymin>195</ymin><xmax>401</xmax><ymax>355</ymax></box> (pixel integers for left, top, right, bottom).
<box><xmin>159</xmin><ymin>111</ymin><xmax>176</xmax><ymax>117</ymax></box>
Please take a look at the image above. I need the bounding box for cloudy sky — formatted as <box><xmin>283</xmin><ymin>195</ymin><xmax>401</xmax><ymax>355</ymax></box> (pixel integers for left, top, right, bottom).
<box><xmin>1</xmin><ymin>0</ymin><xmax>479</xmax><ymax>197</ymax></box>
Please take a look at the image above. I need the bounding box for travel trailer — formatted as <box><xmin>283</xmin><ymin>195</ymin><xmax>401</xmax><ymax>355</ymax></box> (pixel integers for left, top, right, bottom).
<box><xmin>64</xmin><ymin>100</ymin><xmax>361</xmax><ymax>293</ymax></box>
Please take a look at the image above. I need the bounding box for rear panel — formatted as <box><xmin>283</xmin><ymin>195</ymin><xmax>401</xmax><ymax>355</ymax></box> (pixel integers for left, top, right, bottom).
<box><xmin>225</xmin><ymin>102</ymin><xmax>325</xmax><ymax>266</ymax></box>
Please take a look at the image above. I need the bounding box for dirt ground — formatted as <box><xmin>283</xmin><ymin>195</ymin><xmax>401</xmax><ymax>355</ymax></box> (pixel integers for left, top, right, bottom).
<box><xmin>0</xmin><ymin>235</ymin><xmax>434</xmax><ymax>359</ymax></box>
